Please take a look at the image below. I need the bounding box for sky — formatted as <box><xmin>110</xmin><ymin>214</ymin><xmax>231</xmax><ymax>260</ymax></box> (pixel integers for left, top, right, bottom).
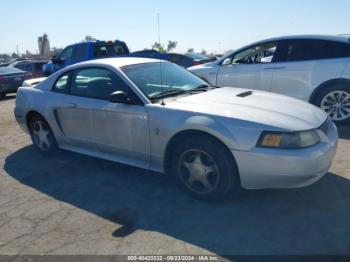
<box><xmin>1</xmin><ymin>0</ymin><xmax>350</xmax><ymax>54</ymax></box>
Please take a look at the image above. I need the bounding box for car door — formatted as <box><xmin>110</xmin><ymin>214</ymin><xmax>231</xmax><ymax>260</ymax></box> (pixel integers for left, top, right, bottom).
<box><xmin>50</xmin><ymin>71</ymin><xmax>94</xmax><ymax>148</ymax></box>
<box><xmin>265</xmin><ymin>39</ymin><xmax>316</xmax><ymax>100</ymax></box>
<box><xmin>268</xmin><ymin>39</ymin><xmax>350</xmax><ymax>101</ymax></box>
<box><xmin>216</xmin><ymin>42</ymin><xmax>278</xmax><ymax>91</ymax></box>
<box><xmin>54</xmin><ymin>67</ymin><xmax>150</xmax><ymax>168</ymax></box>
<box><xmin>57</xmin><ymin>46</ymin><xmax>77</xmax><ymax>70</ymax></box>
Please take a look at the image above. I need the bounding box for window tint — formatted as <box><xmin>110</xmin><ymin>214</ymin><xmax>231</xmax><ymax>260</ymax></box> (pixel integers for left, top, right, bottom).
<box><xmin>34</xmin><ymin>62</ymin><xmax>45</xmax><ymax>70</ymax></box>
<box><xmin>94</xmin><ymin>43</ymin><xmax>128</xmax><ymax>58</ymax></box>
<box><xmin>59</xmin><ymin>46</ymin><xmax>74</xmax><ymax>60</ymax></box>
<box><xmin>53</xmin><ymin>73</ymin><xmax>70</xmax><ymax>93</ymax></box>
<box><xmin>75</xmin><ymin>44</ymin><xmax>88</xmax><ymax>60</ymax></box>
<box><xmin>231</xmin><ymin>42</ymin><xmax>277</xmax><ymax>64</ymax></box>
<box><xmin>169</xmin><ymin>54</ymin><xmax>185</xmax><ymax>66</ymax></box>
<box><xmin>71</xmin><ymin>68</ymin><xmax>130</xmax><ymax>100</ymax></box>
<box><xmin>282</xmin><ymin>40</ymin><xmax>350</xmax><ymax>62</ymax></box>
<box><xmin>16</xmin><ymin>63</ymin><xmax>32</xmax><ymax>72</ymax></box>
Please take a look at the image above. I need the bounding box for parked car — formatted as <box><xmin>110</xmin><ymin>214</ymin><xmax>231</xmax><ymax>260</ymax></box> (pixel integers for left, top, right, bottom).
<box><xmin>9</xmin><ymin>60</ymin><xmax>47</xmax><ymax>78</ymax></box>
<box><xmin>22</xmin><ymin>77</ymin><xmax>47</xmax><ymax>87</ymax></box>
<box><xmin>189</xmin><ymin>35</ymin><xmax>350</xmax><ymax>124</ymax></box>
<box><xmin>184</xmin><ymin>52</ymin><xmax>217</xmax><ymax>66</ymax></box>
<box><xmin>0</xmin><ymin>67</ymin><xmax>31</xmax><ymax>99</ymax></box>
<box><xmin>131</xmin><ymin>50</ymin><xmax>215</xmax><ymax>68</ymax></box>
<box><xmin>0</xmin><ymin>58</ymin><xmax>29</xmax><ymax>67</ymax></box>
<box><xmin>43</xmin><ymin>40</ymin><xmax>130</xmax><ymax>76</ymax></box>
<box><xmin>14</xmin><ymin>57</ymin><xmax>337</xmax><ymax>200</ymax></box>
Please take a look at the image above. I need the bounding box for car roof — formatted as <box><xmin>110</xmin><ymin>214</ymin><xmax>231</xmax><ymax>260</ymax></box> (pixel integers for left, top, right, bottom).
<box><xmin>249</xmin><ymin>34</ymin><xmax>350</xmax><ymax>46</ymax></box>
<box><xmin>216</xmin><ymin>35</ymin><xmax>350</xmax><ymax>63</ymax></box>
<box><xmin>73</xmin><ymin>57</ymin><xmax>165</xmax><ymax>68</ymax></box>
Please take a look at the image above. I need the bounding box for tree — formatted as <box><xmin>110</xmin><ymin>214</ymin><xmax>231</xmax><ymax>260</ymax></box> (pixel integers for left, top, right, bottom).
<box><xmin>166</xmin><ymin>41</ymin><xmax>177</xmax><ymax>52</ymax></box>
<box><xmin>11</xmin><ymin>52</ymin><xmax>19</xmax><ymax>59</ymax></box>
<box><xmin>187</xmin><ymin>48</ymin><xmax>194</xmax><ymax>53</ymax></box>
<box><xmin>200</xmin><ymin>49</ymin><xmax>207</xmax><ymax>55</ymax></box>
<box><xmin>151</xmin><ymin>42</ymin><xmax>165</xmax><ymax>53</ymax></box>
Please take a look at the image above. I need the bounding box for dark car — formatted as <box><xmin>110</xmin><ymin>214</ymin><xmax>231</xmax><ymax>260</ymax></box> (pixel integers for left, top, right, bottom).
<box><xmin>131</xmin><ymin>50</ymin><xmax>216</xmax><ymax>68</ymax></box>
<box><xmin>0</xmin><ymin>67</ymin><xmax>31</xmax><ymax>99</ymax></box>
<box><xmin>10</xmin><ymin>60</ymin><xmax>47</xmax><ymax>78</ymax></box>
<box><xmin>182</xmin><ymin>53</ymin><xmax>217</xmax><ymax>67</ymax></box>
<box><xmin>0</xmin><ymin>58</ymin><xmax>30</xmax><ymax>67</ymax></box>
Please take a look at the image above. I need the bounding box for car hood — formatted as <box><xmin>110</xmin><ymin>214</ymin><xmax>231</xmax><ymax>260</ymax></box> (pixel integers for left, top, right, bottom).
<box><xmin>165</xmin><ymin>87</ymin><xmax>327</xmax><ymax>131</ymax></box>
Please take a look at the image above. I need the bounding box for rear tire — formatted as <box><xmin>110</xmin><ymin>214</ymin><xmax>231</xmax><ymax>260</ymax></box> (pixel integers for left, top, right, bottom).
<box><xmin>314</xmin><ymin>84</ymin><xmax>350</xmax><ymax>125</ymax></box>
<box><xmin>29</xmin><ymin>115</ymin><xmax>58</xmax><ymax>155</ymax></box>
<box><xmin>169</xmin><ymin>136</ymin><xmax>241</xmax><ymax>200</ymax></box>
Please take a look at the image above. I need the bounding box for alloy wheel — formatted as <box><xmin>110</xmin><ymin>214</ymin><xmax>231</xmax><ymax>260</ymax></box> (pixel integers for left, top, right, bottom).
<box><xmin>177</xmin><ymin>149</ymin><xmax>220</xmax><ymax>194</ymax></box>
<box><xmin>32</xmin><ymin>120</ymin><xmax>51</xmax><ymax>151</ymax></box>
<box><xmin>320</xmin><ymin>90</ymin><xmax>350</xmax><ymax>121</ymax></box>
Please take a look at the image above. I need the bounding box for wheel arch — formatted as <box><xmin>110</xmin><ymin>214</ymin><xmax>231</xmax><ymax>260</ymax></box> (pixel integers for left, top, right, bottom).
<box><xmin>163</xmin><ymin>129</ymin><xmax>240</xmax><ymax>181</ymax></box>
<box><xmin>309</xmin><ymin>78</ymin><xmax>350</xmax><ymax>104</ymax></box>
<box><xmin>25</xmin><ymin>110</ymin><xmax>48</xmax><ymax>133</ymax></box>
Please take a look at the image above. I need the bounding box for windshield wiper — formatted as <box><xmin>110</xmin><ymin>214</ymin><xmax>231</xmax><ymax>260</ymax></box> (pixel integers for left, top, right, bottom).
<box><xmin>149</xmin><ymin>85</ymin><xmax>220</xmax><ymax>102</ymax></box>
<box><xmin>193</xmin><ymin>84</ymin><xmax>220</xmax><ymax>90</ymax></box>
<box><xmin>149</xmin><ymin>89</ymin><xmax>185</xmax><ymax>100</ymax></box>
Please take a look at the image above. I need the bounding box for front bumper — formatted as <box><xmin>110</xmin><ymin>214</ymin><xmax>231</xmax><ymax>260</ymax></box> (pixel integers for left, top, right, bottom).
<box><xmin>233</xmin><ymin>121</ymin><xmax>338</xmax><ymax>189</ymax></box>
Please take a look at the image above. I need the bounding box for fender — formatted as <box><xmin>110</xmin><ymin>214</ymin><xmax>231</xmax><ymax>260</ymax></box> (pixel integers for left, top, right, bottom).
<box><xmin>309</xmin><ymin>78</ymin><xmax>350</xmax><ymax>103</ymax></box>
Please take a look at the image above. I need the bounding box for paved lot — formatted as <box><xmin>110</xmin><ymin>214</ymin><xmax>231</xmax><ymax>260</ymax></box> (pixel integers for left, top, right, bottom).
<box><xmin>0</xmin><ymin>95</ymin><xmax>350</xmax><ymax>256</ymax></box>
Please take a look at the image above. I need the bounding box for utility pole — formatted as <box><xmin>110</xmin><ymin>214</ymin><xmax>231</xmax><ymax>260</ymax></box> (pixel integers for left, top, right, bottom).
<box><xmin>16</xmin><ymin>45</ymin><xmax>19</xmax><ymax>56</ymax></box>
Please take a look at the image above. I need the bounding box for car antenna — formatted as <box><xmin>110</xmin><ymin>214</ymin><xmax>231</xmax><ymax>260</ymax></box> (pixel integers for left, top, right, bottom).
<box><xmin>157</xmin><ymin>12</ymin><xmax>165</xmax><ymax>106</ymax></box>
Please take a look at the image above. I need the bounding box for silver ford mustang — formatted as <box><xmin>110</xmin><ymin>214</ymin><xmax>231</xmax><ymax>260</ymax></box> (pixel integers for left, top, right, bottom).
<box><xmin>14</xmin><ymin>57</ymin><xmax>338</xmax><ymax>200</ymax></box>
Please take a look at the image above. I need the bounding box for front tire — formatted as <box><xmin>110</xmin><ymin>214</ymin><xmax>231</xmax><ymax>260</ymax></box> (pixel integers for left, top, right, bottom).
<box><xmin>29</xmin><ymin>115</ymin><xmax>57</xmax><ymax>155</ymax></box>
<box><xmin>170</xmin><ymin>136</ymin><xmax>240</xmax><ymax>200</ymax></box>
<box><xmin>314</xmin><ymin>84</ymin><xmax>350</xmax><ymax>125</ymax></box>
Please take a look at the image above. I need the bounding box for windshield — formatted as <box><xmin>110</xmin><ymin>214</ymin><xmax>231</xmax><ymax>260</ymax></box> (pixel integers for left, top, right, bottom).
<box><xmin>121</xmin><ymin>62</ymin><xmax>207</xmax><ymax>100</ymax></box>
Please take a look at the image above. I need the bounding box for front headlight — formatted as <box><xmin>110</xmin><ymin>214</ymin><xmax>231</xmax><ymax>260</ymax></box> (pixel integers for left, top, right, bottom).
<box><xmin>257</xmin><ymin>130</ymin><xmax>320</xmax><ymax>149</ymax></box>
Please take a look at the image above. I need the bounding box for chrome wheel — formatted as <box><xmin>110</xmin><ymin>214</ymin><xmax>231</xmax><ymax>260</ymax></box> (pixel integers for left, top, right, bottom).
<box><xmin>177</xmin><ymin>149</ymin><xmax>220</xmax><ymax>194</ymax></box>
<box><xmin>321</xmin><ymin>90</ymin><xmax>350</xmax><ymax>121</ymax></box>
<box><xmin>32</xmin><ymin>120</ymin><xmax>51</xmax><ymax>151</ymax></box>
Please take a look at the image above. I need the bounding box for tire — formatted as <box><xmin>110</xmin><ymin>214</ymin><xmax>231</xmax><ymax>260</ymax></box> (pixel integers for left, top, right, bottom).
<box><xmin>313</xmin><ymin>84</ymin><xmax>350</xmax><ymax>125</ymax></box>
<box><xmin>29</xmin><ymin>115</ymin><xmax>58</xmax><ymax>155</ymax></box>
<box><xmin>0</xmin><ymin>92</ymin><xmax>5</xmax><ymax>99</ymax></box>
<box><xmin>169</xmin><ymin>136</ymin><xmax>241</xmax><ymax>200</ymax></box>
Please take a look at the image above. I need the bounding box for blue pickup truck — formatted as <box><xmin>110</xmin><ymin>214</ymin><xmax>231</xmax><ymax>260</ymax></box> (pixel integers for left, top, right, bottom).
<box><xmin>43</xmin><ymin>40</ymin><xmax>130</xmax><ymax>76</ymax></box>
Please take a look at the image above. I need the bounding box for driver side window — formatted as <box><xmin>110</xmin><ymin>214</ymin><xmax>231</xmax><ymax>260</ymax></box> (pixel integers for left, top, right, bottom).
<box><xmin>59</xmin><ymin>46</ymin><xmax>74</xmax><ymax>61</ymax></box>
<box><xmin>231</xmin><ymin>42</ymin><xmax>277</xmax><ymax>64</ymax></box>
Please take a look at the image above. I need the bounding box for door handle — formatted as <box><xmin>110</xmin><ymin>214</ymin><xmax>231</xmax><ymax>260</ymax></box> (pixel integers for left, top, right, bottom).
<box><xmin>65</xmin><ymin>103</ymin><xmax>77</xmax><ymax>108</ymax></box>
<box><xmin>264</xmin><ymin>66</ymin><xmax>286</xmax><ymax>70</ymax></box>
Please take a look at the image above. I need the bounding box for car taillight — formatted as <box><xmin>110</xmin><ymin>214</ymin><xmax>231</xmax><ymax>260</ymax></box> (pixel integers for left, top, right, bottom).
<box><xmin>192</xmin><ymin>61</ymin><xmax>201</xmax><ymax>66</ymax></box>
<box><xmin>26</xmin><ymin>73</ymin><xmax>33</xmax><ymax>79</ymax></box>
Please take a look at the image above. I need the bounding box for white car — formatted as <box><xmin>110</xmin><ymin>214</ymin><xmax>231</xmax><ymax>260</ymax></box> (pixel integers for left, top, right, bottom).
<box><xmin>22</xmin><ymin>77</ymin><xmax>47</xmax><ymax>87</ymax></box>
<box><xmin>14</xmin><ymin>58</ymin><xmax>337</xmax><ymax>200</ymax></box>
<box><xmin>189</xmin><ymin>35</ymin><xmax>350</xmax><ymax>125</ymax></box>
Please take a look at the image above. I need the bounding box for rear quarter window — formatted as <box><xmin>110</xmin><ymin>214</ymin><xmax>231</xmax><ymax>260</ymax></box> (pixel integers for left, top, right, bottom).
<box><xmin>283</xmin><ymin>39</ymin><xmax>350</xmax><ymax>62</ymax></box>
<box><xmin>94</xmin><ymin>43</ymin><xmax>128</xmax><ymax>58</ymax></box>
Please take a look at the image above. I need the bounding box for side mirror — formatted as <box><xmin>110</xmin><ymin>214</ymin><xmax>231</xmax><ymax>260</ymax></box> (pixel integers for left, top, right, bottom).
<box><xmin>109</xmin><ymin>91</ymin><xmax>133</xmax><ymax>104</ymax></box>
<box><xmin>222</xmin><ymin>58</ymin><xmax>232</xmax><ymax>66</ymax></box>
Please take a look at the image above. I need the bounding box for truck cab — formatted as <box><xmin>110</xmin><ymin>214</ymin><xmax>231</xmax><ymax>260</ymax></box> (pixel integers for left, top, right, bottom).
<box><xmin>43</xmin><ymin>40</ymin><xmax>130</xmax><ymax>76</ymax></box>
